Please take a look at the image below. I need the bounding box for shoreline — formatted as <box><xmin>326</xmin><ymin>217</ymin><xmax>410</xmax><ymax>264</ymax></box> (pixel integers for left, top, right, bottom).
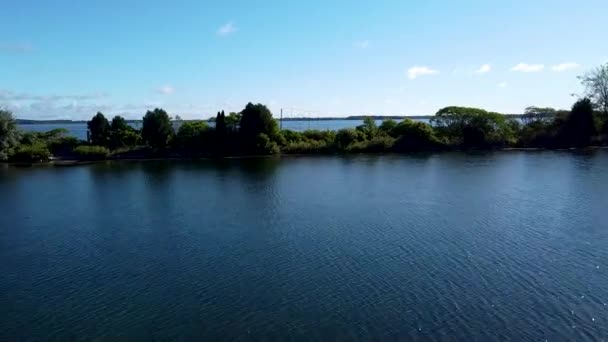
<box><xmin>3</xmin><ymin>146</ymin><xmax>606</xmax><ymax>167</ymax></box>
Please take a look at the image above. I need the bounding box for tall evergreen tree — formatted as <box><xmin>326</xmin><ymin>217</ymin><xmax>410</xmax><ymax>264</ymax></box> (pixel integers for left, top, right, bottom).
<box><xmin>559</xmin><ymin>98</ymin><xmax>596</xmax><ymax>147</ymax></box>
<box><xmin>87</xmin><ymin>112</ymin><xmax>110</xmax><ymax>146</ymax></box>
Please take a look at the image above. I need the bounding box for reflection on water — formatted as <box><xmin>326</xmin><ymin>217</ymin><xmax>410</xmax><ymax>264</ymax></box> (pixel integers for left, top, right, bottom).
<box><xmin>1</xmin><ymin>151</ymin><xmax>607</xmax><ymax>340</ymax></box>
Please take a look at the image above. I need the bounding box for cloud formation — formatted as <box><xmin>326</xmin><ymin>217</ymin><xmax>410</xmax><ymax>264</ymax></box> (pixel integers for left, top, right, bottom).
<box><xmin>551</xmin><ymin>62</ymin><xmax>580</xmax><ymax>72</ymax></box>
<box><xmin>407</xmin><ymin>66</ymin><xmax>439</xmax><ymax>80</ymax></box>
<box><xmin>511</xmin><ymin>63</ymin><xmax>544</xmax><ymax>72</ymax></box>
<box><xmin>476</xmin><ymin>64</ymin><xmax>491</xmax><ymax>73</ymax></box>
<box><xmin>498</xmin><ymin>82</ymin><xmax>508</xmax><ymax>88</ymax></box>
<box><xmin>156</xmin><ymin>85</ymin><xmax>174</xmax><ymax>95</ymax></box>
<box><xmin>217</xmin><ymin>22</ymin><xmax>237</xmax><ymax>36</ymax></box>
<box><xmin>0</xmin><ymin>43</ymin><xmax>34</xmax><ymax>53</ymax></box>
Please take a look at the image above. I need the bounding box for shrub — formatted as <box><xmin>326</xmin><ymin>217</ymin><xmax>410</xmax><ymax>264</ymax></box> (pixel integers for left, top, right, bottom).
<box><xmin>73</xmin><ymin>145</ymin><xmax>110</xmax><ymax>160</ymax></box>
<box><xmin>335</xmin><ymin>128</ymin><xmax>364</xmax><ymax>150</ymax></box>
<box><xmin>282</xmin><ymin>140</ymin><xmax>329</xmax><ymax>154</ymax></box>
<box><xmin>347</xmin><ymin>136</ymin><xmax>395</xmax><ymax>153</ymax></box>
<box><xmin>282</xmin><ymin>129</ymin><xmax>304</xmax><ymax>143</ymax></box>
<box><xmin>255</xmin><ymin>133</ymin><xmax>280</xmax><ymax>155</ymax></box>
<box><xmin>9</xmin><ymin>143</ymin><xmax>51</xmax><ymax>163</ymax></box>
<box><xmin>48</xmin><ymin>136</ymin><xmax>80</xmax><ymax>156</ymax></box>
<box><xmin>391</xmin><ymin>119</ymin><xmax>443</xmax><ymax>151</ymax></box>
<box><xmin>302</xmin><ymin>130</ymin><xmax>336</xmax><ymax>143</ymax></box>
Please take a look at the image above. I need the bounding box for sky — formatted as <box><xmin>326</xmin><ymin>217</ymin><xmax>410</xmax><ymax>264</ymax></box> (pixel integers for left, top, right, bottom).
<box><xmin>1</xmin><ymin>0</ymin><xmax>608</xmax><ymax>120</ymax></box>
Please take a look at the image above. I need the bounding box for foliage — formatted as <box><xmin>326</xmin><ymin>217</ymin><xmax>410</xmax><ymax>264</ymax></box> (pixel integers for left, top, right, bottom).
<box><xmin>109</xmin><ymin>115</ymin><xmax>140</xmax><ymax>149</ymax></box>
<box><xmin>356</xmin><ymin>116</ymin><xmax>378</xmax><ymax>139</ymax></box>
<box><xmin>87</xmin><ymin>112</ymin><xmax>110</xmax><ymax>146</ymax></box>
<box><xmin>174</xmin><ymin>121</ymin><xmax>212</xmax><ymax>154</ymax></box>
<box><xmin>225</xmin><ymin>112</ymin><xmax>242</xmax><ymax>130</ymax></box>
<box><xmin>348</xmin><ymin>136</ymin><xmax>396</xmax><ymax>153</ymax></box>
<box><xmin>240</xmin><ymin>103</ymin><xmax>280</xmax><ymax>150</ymax></box>
<box><xmin>0</xmin><ymin>110</ymin><xmax>20</xmax><ymax>160</ymax></box>
<box><xmin>432</xmin><ymin>106</ymin><xmax>516</xmax><ymax>148</ymax></box>
<box><xmin>255</xmin><ymin>133</ymin><xmax>280</xmax><ymax>155</ymax></box>
<box><xmin>302</xmin><ymin>130</ymin><xmax>336</xmax><ymax>144</ymax></box>
<box><xmin>73</xmin><ymin>145</ymin><xmax>110</xmax><ymax>160</ymax></box>
<box><xmin>282</xmin><ymin>139</ymin><xmax>330</xmax><ymax>154</ymax></box>
<box><xmin>142</xmin><ymin>108</ymin><xmax>174</xmax><ymax>149</ymax></box>
<box><xmin>335</xmin><ymin>128</ymin><xmax>364</xmax><ymax>150</ymax></box>
<box><xmin>9</xmin><ymin>143</ymin><xmax>50</xmax><ymax>163</ymax></box>
<box><xmin>379</xmin><ymin>119</ymin><xmax>398</xmax><ymax>136</ymax></box>
<box><xmin>391</xmin><ymin>119</ymin><xmax>442</xmax><ymax>151</ymax></box>
<box><xmin>579</xmin><ymin>63</ymin><xmax>608</xmax><ymax>115</ymax></box>
<box><xmin>557</xmin><ymin>98</ymin><xmax>597</xmax><ymax>147</ymax></box>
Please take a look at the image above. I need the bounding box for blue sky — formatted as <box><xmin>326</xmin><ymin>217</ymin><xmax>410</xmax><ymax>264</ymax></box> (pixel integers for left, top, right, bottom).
<box><xmin>1</xmin><ymin>0</ymin><xmax>607</xmax><ymax>120</ymax></box>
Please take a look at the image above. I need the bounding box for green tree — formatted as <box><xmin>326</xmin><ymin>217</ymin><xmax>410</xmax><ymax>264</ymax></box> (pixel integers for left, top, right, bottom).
<box><xmin>175</xmin><ymin>121</ymin><xmax>210</xmax><ymax>153</ymax></box>
<box><xmin>216</xmin><ymin>111</ymin><xmax>227</xmax><ymax>136</ymax></box>
<box><xmin>226</xmin><ymin>112</ymin><xmax>241</xmax><ymax>130</ymax></box>
<box><xmin>142</xmin><ymin>108</ymin><xmax>174</xmax><ymax>149</ymax></box>
<box><xmin>558</xmin><ymin>98</ymin><xmax>596</xmax><ymax>147</ymax></box>
<box><xmin>432</xmin><ymin>106</ymin><xmax>515</xmax><ymax>148</ymax></box>
<box><xmin>0</xmin><ymin>110</ymin><xmax>20</xmax><ymax>160</ymax></box>
<box><xmin>335</xmin><ymin>128</ymin><xmax>363</xmax><ymax>150</ymax></box>
<box><xmin>239</xmin><ymin>103</ymin><xmax>279</xmax><ymax>150</ymax></box>
<box><xmin>87</xmin><ymin>112</ymin><xmax>110</xmax><ymax>146</ymax></box>
<box><xmin>391</xmin><ymin>119</ymin><xmax>441</xmax><ymax>151</ymax></box>
<box><xmin>356</xmin><ymin>116</ymin><xmax>378</xmax><ymax>139</ymax></box>
<box><xmin>109</xmin><ymin>116</ymin><xmax>140</xmax><ymax>149</ymax></box>
<box><xmin>379</xmin><ymin>119</ymin><xmax>398</xmax><ymax>136</ymax></box>
<box><xmin>579</xmin><ymin>63</ymin><xmax>608</xmax><ymax>116</ymax></box>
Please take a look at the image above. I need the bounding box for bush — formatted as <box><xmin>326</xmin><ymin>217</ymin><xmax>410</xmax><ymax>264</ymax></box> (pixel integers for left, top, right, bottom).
<box><xmin>335</xmin><ymin>128</ymin><xmax>364</xmax><ymax>150</ymax></box>
<box><xmin>391</xmin><ymin>119</ymin><xmax>443</xmax><ymax>151</ymax></box>
<box><xmin>73</xmin><ymin>145</ymin><xmax>110</xmax><ymax>160</ymax></box>
<box><xmin>347</xmin><ymin>136</ymin><xmax>395</xmax><ymax>153</ymax></box>
<box><xmin>302</xmin><ymin>130</ymin><xmax>336</xmax><ymax>143</ymax></box>
<box><xmin>48</xmin><ymin>136</ymin><xmax>80</xmax><ymax>156</ymax></box>
<box><xmin>379</xmin><ymin>119</ymin><xmax>398</xmax><ymax>136</ymax></box>
<box><xmin>255</xmin><ymin>133</ymin><xmax>280</xmax><ymax>155</ymax></box>
<box><xmin>281</xmin><ymin>129</ymin><xmax>304</xmax><ymax>143</ymax></box>
<box><xmin>282</xmin><ymin>140</ymin><xmax>329</xmax><ymax>154</ymax></box>
<box><xmin>9</xmin><ymin>143</ymin><xmax>51</xmax><ymax>163</ymax></box>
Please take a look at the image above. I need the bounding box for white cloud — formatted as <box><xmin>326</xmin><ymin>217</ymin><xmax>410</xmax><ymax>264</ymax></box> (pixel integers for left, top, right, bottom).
<box><xmin>407</xmin><ymin>66</ymin><xmax>439</xmax><ymax>80</ymax></box>
<box><xmin>355</xmin><ymin>40</ymin><xmax>370</xmax><ymax>49</ymax></box>
<box><xmin>476</xmin><ymin>64</ymin><xmax>491</xmax><ymax>73</ymax></box>
<box><xmin>551</xmin><ymin>62</ymin><xmax>580</xmax><ymax>72</ymax></box>
<box><xmin>156</xmin><ymin>85</ymin><xmax>174</xmax><ymax>95</ymax></box>
<box><xmin>498</xmin><ymin>82</ymin><xmax>508</xmax><ymax>88</ymax></box>
<box><xmin>217</xmin><ymin>21</ymin><xmax>237</xmax><ymax>36</ymax></box>
<box><xmin>511</xmin><ymin>63</ymin><xmax>544</xmax><ymax>72</ymax></box>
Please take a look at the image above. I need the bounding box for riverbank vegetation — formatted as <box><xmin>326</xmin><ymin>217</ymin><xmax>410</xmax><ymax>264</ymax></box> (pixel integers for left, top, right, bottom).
<box><xmin>1</xmin><ymin>64</ymin><xmax>608</xmax><ymax>163</ymax></box>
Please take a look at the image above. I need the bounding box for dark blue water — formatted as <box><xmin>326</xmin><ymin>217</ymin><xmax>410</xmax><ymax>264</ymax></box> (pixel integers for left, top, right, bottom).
<box><xmin>18</xmin><ymin>119</ymin><xmax>430</xmax><ymax>140</ymax></box>
<box><xmin>1</xmin><ymin>151</ymin><xmax>607</xmax><ymax>340</ymax></box>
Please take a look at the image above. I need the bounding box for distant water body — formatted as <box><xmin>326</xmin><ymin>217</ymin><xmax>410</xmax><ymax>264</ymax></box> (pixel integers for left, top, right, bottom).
<box><xmin>18</xmin><ymin>119</ymin><xmax>430</xmax><ymax>140</ymax></box>
<box><xmin>1</xmin><ymin>151</ymin><xmax>607</xmax><ymax>340</ymax></box>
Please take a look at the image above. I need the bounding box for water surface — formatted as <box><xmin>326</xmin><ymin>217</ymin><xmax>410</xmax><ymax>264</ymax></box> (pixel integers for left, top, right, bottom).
<box><xmin>1</xmin><ymin>151</ymin><xmax>607</xmax><ymax>340</ymax></box>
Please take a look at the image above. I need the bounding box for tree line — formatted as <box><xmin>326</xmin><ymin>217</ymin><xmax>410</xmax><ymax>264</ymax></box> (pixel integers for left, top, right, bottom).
<box><xmin>1</xmin><ymin>63</ymin><xmax>608</xmax><ymax>162</ymax></box>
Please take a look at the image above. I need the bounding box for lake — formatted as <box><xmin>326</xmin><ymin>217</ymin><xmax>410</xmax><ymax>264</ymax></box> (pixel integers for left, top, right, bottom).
<box><xmin>1</xmin><ymin>151</ymin><xmax>607</xmax><ymax>340</ymax></box>
<box><xmin>18</xmin><ymin>119</ymin><xmax>431</xmax><ymax>140</ymax></box>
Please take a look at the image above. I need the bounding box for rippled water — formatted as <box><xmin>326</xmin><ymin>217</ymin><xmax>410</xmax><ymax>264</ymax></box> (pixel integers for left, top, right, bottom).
<box><xmin>1</xmin><ymin>151</ymin><xmax>607</xmax><ymax>340</ymax></box>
